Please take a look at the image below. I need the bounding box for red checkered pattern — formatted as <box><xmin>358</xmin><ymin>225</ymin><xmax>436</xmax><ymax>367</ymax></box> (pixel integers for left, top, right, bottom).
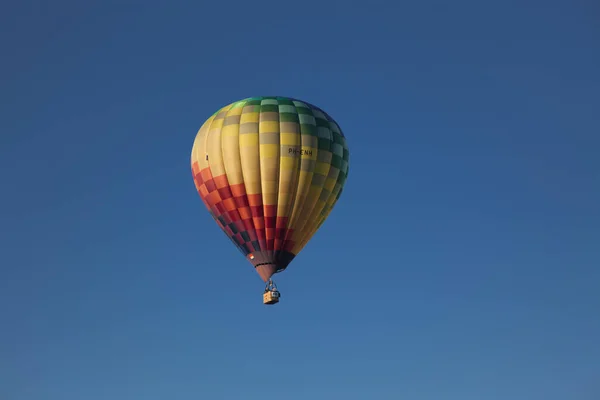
<box><xmin>192</xmin><ymin>161</ymin><xmax>266</xmax><ymax>254</ymax></box>
<box><xmin>192</xmin><ymin>161</ymin><xmax>301</xmax><ymax>255</ymax></box>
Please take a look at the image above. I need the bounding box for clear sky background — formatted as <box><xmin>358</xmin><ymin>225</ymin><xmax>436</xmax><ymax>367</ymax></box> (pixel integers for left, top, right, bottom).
<box><xmin>1</xmin><ymin>1</ymin><xmax>599</xmax><ymax>399</ymax></box>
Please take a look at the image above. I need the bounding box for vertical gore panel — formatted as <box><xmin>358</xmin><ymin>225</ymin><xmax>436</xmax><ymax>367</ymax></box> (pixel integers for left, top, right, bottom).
<box><xmin>293</xmin><ymin>109</ymin><xmax>336</xmax><ymax>253</ymax></box>
<box><xmin>283</xmin><ymin>100</ymin><xmax>318</xmax><ymax>253</ymax></box>
<box><xmin>239</xmin><ymin>101</ymin><xmax>266</xmax><ymax>251</ymax></box>
<box><xmin>258</xmin><ymin>99</ymin><xmax>281</xmax><ymax>257</ymax></box>
<box><xmin>192</xmin><ymin>107</ymin><xmax>248</xmax><ymax>255</ymax></box>
<box><xmin>289</xmin><ymin>107</ymin><xmax>333</xmax><ymax>252</ymax></box>
<box><xmin>221</xmin><ymin>102</ymin><xmax>259</xmax><ymax>253</ymax></box>
<box><xmin>275</xmin><ymin>103</ymin><xmax>301</xmax><ymax>254</ymax></box>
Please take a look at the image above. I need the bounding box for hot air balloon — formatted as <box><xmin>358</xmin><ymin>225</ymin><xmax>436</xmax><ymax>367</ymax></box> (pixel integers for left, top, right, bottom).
<box><xmin>190</xmin><ymin>96</ymin><xmax>350</xmax><ymax>304</ymax></box>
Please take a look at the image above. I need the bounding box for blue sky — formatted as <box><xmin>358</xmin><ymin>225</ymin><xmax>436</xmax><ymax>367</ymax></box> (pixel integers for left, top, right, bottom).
<box><xmin>1</xmin><ymin>1</ymin><xmax>599</xmax><ymax>399</ymax></box>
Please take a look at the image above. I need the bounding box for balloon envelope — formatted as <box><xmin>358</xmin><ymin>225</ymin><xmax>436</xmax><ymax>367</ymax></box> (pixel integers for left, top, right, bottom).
<box><xmin>191</xmin><ymin>96</ymin><xmax>350</xmax><ymax>282</ymax></box>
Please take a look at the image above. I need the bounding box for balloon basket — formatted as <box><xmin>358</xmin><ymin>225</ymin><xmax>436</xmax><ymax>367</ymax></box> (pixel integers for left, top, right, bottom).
<box><xmin>263</xmin><ymin>280</ymin><xmax>280</xmax><ymax>305</ymax></box>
